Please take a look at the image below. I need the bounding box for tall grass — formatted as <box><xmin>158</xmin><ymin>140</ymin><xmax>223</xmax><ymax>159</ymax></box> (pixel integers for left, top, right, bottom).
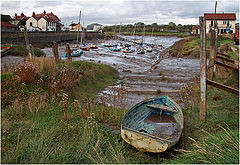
<box><xmin>168</xmin><ymin>125</ymin><xmax>239</xmax><ymax>164</ymax></box>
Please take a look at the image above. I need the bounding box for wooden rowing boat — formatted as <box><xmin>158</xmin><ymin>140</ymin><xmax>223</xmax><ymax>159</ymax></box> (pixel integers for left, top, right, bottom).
<box><xmin>121</xmin><ymin>96</ymin><xmax>183</xmax><ymax>153</ymax></box>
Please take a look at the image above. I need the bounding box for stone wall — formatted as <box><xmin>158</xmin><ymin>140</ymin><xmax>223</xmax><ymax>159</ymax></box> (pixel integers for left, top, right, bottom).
<box><xmin>1</xmin><ymin>31</ymin><xmax>104</xmax><ymax>45</ymax></box>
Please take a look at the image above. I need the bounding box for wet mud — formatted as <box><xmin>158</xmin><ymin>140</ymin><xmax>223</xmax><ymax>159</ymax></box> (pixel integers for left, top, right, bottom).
<box><xmin>36</xmin><ymin>35</ymin><xmax>200</xmax><ymax>109</ymax></box>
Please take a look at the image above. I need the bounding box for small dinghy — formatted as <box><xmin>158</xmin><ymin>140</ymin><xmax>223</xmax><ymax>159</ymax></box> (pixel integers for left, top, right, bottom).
<box><xmin>62</xmin><ymin>48</ymin><xmax>83</xmax><ymax>57</ymax></box>
<box><xmin>122</xmin><ymin>47</ymin><xmax>135</xmax><ymax>53</ymax></box>
<box><xmin>121</xmin><ymin>96</ymin><xmax>183</xmax><ymax>153</ymax></box>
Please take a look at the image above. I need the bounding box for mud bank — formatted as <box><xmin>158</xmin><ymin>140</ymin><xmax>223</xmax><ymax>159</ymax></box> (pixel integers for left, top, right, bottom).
<box><xmin>47</xmin><ymin>35</ymin><xmax>201</xmax><ymax>109</ymax></box>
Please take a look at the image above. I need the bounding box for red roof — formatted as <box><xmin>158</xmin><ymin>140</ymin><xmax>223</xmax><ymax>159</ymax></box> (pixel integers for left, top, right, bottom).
<box><xmin>14</xmin><ymin>13</ymin><xmax>27</xmax><ymax>20</ymax></box>
<box><xmin>204</xmin><ymin>13</ymin><xmax>236</xmax><ymax>20</ymax></box>
<box><xmin>192</xmin><ymin>26</ymin><xmax>200</xmax><ymax>30</ymax></box>
<box><xmin>1</xmin><ymin>22</ymin><xmax>17</xmax><ymax>28</ymax></box>
<box><xmin>34</xmin><ymin>12</ymin><xmax>60</xmax><ymax>23</ymax></box>
<box><xmin>69</xmin><ymin>23</ymin><xmax>78</xmax><ymax>26</ymax></box>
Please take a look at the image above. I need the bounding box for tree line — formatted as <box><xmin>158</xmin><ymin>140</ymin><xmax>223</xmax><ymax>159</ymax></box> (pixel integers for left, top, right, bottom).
<box><xmin>103</xmin><ymin>22</ymin><xmax>195</xmax><ymax>33</ymax></box>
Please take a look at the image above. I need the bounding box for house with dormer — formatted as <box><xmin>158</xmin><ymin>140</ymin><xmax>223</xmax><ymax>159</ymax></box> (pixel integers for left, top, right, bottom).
<box><xmin>26</xmin><ymin>10</ymin><xmax>63</xmax><ymax>31</ymax></box>
<box><xmin>204</xmin><ymin>13</ymin><xmax>236</xmax><ymax>34</ymax></box>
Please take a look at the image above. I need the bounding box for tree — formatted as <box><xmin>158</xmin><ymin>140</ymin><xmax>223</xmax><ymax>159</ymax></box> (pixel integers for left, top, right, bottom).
<box><xmin>167</xmin><ymin>22</ymin><xmax>176</xmax><ymax>30</ymax></box>
<box><xmin>17</xmin><ymin>19</ymin><xmax>26</xmax><ymax>27</ymax></box>
<box><xmin>151</xmin><ymin>23</ymin><xmax>158</xmax><ymax>27</ymax></box>
<box><xmin>135</xmin><ymin>22</ymin><xmax>145</xmax><ymax>27</ymax></box>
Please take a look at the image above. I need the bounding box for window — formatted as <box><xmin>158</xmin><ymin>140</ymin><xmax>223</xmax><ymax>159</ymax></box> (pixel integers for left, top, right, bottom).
<box><xmin>30</xmin><ymin>22</ymin><xmax>32</xmax><ymax>26</ymax></box>
<box><xmin>211</xmin><ymin>20</ymin><xmax>214</xmax><ymax>26</ymax></box>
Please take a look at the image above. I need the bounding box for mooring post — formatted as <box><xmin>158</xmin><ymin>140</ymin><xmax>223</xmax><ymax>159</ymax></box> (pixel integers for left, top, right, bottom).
<box><xmin>29</xmin><ymin>44</ymin><xmax>35</xmax><ymax>57</ymax></box>
<box><xmin>52</xmin><ymin>41</ymin><xmax>59</xmax><ymax>63</ymax></box>
<box><xmin>208</xmin><ymin>30</ymin><xmax>216</xmax><ymax>80</ymax></box>
<box><xmin>24</xmin><ymin>27</ymin><xmax>32</xmax><ymax>59</ymax></box>
<box><xmin>66</xmin><ymin>43</ymin><xmax>72</xmax><ymax>61</ymax></box>
<box><xmin>199</xmin><ymin>16</ymin><xmax>207</xmax><ymax>120</ymax></box>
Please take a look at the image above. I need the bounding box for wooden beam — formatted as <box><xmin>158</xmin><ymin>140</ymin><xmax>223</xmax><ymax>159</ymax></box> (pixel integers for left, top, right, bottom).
<box><xmin>207</xmin><ymin>79</ymin><xmax>239</xmax><ymax>96</ymax></box>
<box><xmin>199</xmin><ymin>16</ymin><xmax>207</xmax><ymax>121</ymax></box>
<box><xmin>217</xmin><ymin>52</ymin><xmax>231</xmax><ymax>58</ymax></box>
<box><xmin>216</xmin><ymin>55</ymin><xmax>234</xmax><ymax>64</ymax></box>
<box><xmin>214</xmin><ymin>61</ymin><xmax>239</xmax><ymax>71</ymax></box>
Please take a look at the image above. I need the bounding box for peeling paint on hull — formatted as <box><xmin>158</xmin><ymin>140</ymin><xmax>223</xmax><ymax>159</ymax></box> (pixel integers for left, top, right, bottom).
<box><xmin>121</xmin><ymin>129</ymin><xmax>168</xmax><ymax>153</ymax></box>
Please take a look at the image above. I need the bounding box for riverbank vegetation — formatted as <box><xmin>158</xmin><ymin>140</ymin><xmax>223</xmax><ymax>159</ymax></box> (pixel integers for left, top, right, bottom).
<box><xmin>2</xmin><ymin>44</ymin><xmax>45</xmax><ymax>57</ymax></box>
<box><xmin>169</xmin><ymin>34</ymin><xmax>237</xmax><ymax>58</ymax></box>
<box><xmin>105</xmin><ymin>31</ymin><xmax>189</xmax><ymax>38</ymax></box>
<box><xmin>103</xmin><ymin>22</ymin><xmax>194</xmax><ymax>33</ymax></box>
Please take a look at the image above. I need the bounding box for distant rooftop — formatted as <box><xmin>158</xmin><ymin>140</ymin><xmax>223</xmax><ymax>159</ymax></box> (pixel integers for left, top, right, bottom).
<box><xmin>204</xmin><ymin>13</ymin><xmax>236</xmax><ymax>20</ymax></box>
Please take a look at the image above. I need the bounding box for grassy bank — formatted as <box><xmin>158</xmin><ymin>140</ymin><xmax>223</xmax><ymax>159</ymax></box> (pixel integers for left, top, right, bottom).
<box><xmin>169</xmin><ymin>34</ymin><xmax>236</xmax><ymax>58</ymax></box>
<box><xmin>1</xmin><ymin>44</ymin><xmax>45</xmax><ymax>57</ymax></box>
<box><xmin>105</xmin><ymin>31</ymin><xmax>189</xmax><ymax>38</ymax></box>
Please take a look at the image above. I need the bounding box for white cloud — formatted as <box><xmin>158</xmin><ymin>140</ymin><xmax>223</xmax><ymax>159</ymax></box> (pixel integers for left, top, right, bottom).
<box><xmin>1</xmin><ymin>0</ymin><xmax>239</xmax><ymax>26</ymax></box>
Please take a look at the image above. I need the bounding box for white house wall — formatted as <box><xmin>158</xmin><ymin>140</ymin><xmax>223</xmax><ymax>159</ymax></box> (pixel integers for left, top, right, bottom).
<box><xmin>26</xmin><ymin>17</ymin><xmax>38</xmax><ymax>28</ymax></box>
<box><xmin>206</xmin><ymin>20</ymin><xmax>236</xmax><ymax>34</ymax></box>
<box><xmin>38</xmin><ymin>18</ymin><xmax>47</xmax><ymax>31</ymax></box>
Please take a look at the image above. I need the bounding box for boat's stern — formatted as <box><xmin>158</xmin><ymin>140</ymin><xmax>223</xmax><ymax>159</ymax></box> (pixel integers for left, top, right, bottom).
<box><xmin>121</xmin><ymin>128</ymin><xmax>169</xmax><ymax>153</ymax></box>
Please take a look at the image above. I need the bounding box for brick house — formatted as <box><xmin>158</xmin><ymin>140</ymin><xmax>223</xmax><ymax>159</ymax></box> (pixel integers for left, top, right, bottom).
<box><xmin>204</xmin><ymin>13</ymin><xmax>236</xmax><ymax>34</ymax></box>
<box><xmin>26</xmin><ymin>10</ymin><xmax>63</xmax><ymax>31</ymax></box>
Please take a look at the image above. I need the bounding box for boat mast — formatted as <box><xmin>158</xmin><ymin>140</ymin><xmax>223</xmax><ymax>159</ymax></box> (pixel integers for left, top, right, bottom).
<box><xmin>142</xmin><ymin>24</ymin><xmax>145</xmax><ymax>44</ymax></box>
<box><xmin>119</xmin><ymin>22</ymin><xmax>122</xmax><ymax>36</ymax></box>
<box><xmin>133</xmin><ymin>24</ymin><xmax>136</xmax><ymax>40</ymax></box>
<box><xmin>80</xmin><ymin>14</ymin><xmax>83</xmax><ymax>45</ymax></box>
<box><xmin>83</xmin><ymin>20</ymin><xmax>85</xmax><ymax>44</ymax></box>
<box><xmin>152</xmin><ymin>27</ymin><xmax>154</xmax><ymax>37</ymax></box>
<box><xmin>114</xmin><ymin>24</ymin><xmax>116</xmax><ymax>40</ymax></box>
<box><xmin>76</xmin><ymin>10</ymin><xmax>81</xmax><ymax>47</ymax></box>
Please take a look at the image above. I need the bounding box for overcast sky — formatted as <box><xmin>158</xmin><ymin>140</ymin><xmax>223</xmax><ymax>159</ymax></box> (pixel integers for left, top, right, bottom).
<box><xmin>1</xmin><ymin>0</ymin><xmax>239</xmax><ymax>26</ymax></box>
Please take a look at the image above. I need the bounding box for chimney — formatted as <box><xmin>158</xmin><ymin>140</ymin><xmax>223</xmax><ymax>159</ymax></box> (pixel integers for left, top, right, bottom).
<box><xmin>43</xmin><ymin>10</ymin><xmax>46</xmax><ymax>16</ymax></box>
<box><xmin>21</xmin><ymin>12</ymin><xmax>24</xmax><ymax>17</ymax></box>
<box><xmin>32</xmin><ymin>12</ymin><xmax>35</xmax><ymax>17</ymax></box>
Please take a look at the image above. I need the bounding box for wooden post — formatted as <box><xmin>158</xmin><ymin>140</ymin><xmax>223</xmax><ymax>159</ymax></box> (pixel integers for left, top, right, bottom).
<box><xmin>208</xmin><ymin>30</ymin><xmax>216</xmax><ymax>80</ymax></box>
<box><xmin>52</xmin><ymin>41</ymin><xmax>59</xmax><ymax>63</ymax></box>
<box><xmin>199</xmin><ymin>16</ymin><xmax>207</xmax><ymax>121</ymax></box>
<box><xmin>214</xmin><ymin>1</ymin><xmax>218</xmax><ymax>75</ymax></box>
<box><xmin>66</xmin><ymin>43</ymin><xmax>72</xmax><ymax>61</ymax></box>
<box><xmin>24</xmin><ymin>27</ymin><xmax>32</xmax><ymax>59</ymax></box>
<box><xmin>29</xmin><ymin>44</ymin><xmax>35</xmax><ymax>57</ymax></box>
